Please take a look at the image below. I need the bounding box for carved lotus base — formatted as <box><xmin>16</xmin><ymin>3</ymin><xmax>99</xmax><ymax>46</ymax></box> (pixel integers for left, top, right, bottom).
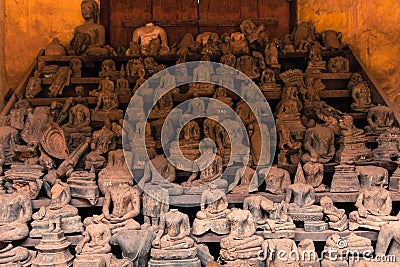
<box><xmin>150</xmin><ymin>246</ymin><xmax>197</xmax><ymax>261</ymax></box>
<box><xmin>148</xmin><ymin>257</ymin><xmax>201</xmax><ymax>267</ymax></box>
<box><xmin>192</xmin><ymin>218</ymin><xmax>230</xmax><ymax>236</ymax></box>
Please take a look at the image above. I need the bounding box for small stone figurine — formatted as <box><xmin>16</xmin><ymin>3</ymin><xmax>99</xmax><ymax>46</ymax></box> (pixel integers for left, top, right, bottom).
<box><xmin>320</xmin><ymin>196</ymin><xmax>349</xmax><ymax>231</ymax></box>
<box><xmin>192</xmin><ymin>183</ymin><xmax>231</xmax><ymax>236</ymax></box>
<box><xmin>349</xmin><ymin>186</ymin><xmax>398</xmax><ymax>231</ymax></box>
<box><xmin>349</xmin><ymin>73</ymin><xmax>376</xmax><ymax>112</ymax></box>
<box><xmin>149</xmin><ymin>209</ymin><xmax>201</xmax><ymax>267</ymax></box>
<box><xmin>219</xmin><ymin>208</ymin><xmax>264</xmax><ymax>266</ymax></box>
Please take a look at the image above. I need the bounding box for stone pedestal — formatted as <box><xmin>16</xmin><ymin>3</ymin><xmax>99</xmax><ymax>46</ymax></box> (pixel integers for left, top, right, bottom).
<box><xmin>192</xmin><ymin>218</ymin><xmax>230</xmax><ymax>236</ymax></box>
<box><xmin>32</xmin><ymin>231</ymin><xmax>73</xmax><ymax>267</ymax></box>
<box><xmin>73</xmin><ymin>253</ymin><xmax>112</xmax><ymax>267</ymax></box>
<box><xmin>330</xmin><ymin>164</ymin><xmax>360</xmax><ymax>193</ymax></box>
<box><xmin>148</xmin><ymin>258</ymin><xmax>201</xmax><ymax>267</ymax></box>
<box><xmin>304</xmin><ymin>221</ymin><xmax>329</xmax><ymax>232</ymax></box>
<box><xmin>67</xmin><ymin>171</ymin><xmax>99</xmax><ymax>205</ymax></box>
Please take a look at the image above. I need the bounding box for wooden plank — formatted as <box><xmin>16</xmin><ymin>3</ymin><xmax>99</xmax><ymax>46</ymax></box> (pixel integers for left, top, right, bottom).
<box><xmin>1</xmin><ymin>50</ymin><xmax>43</xmax><ymax>116</ymax></box>
<box><xmin>26</xmin><ymin>96</ymin><xmax>131</xmax><ymax>106</ymax></box>
<box><xmin>257</xmin><ymin>0</ymin><xmax>291</xmax><ymax>37</ymax></box>
<box><xmin>303</xmin><ymin>73</ymin><xmax>352</xmax><ymax>80</ymax></box>
<box><xmin>42</xmin><ymin>77</ymin><xmax>102</xmax><ymax>85</ymax></box>
<box><xmin>240</xmin><ymin>0</ymin><xmax>258</xmax><ymax>18</ymax></box>
<box><xmin>107</xmin><ymin>0</ymin><xmax>152</xmax><ymax>49</ymax></box>
<box><xmin>152</xmin><ymin>0</ymin><xmax>198</xmax><ymax>21</ymax></box>
<box><xmin>122</xmin><ymin>19</ymin><xmax>198</xmax><ymax>28</ymax></box>
<box><xmin>319</xmin><ymin>89</ymin><xmax>350</xmax><ymax>98</ymax></box>
<box><xmin>38</xmin><ymin>55</ymin><xmax>179</xmax><ymax>63</ymax></box>
<box><xmin>196</xmin><ymin>229</ymin><xmax>379</xmax><ymax>243</ymax></box>
<box><xmin>198</xmin><ymin>18</ymin><xmax>278</xmax><ymax>27</ymax></box>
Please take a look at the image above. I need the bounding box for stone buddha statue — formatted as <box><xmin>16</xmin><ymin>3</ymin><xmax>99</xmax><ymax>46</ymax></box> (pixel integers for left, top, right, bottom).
<box><xmin>260</xmin><ymin>166</ymin><xmax>291</xmax><ymax>195</ymax></box>
<box><xmin>364</xmin><ymin>105</ymin><xmax>396</xmax><ymax>135</ymax></box>
<box><xmin>130</xmin><ymin>23</ymin><xmax>170</xmax><ymax>56</ymax></box>
<box><xmin>0</xmin><ymin>186</ymin><xmax>34</xmax><ymax>266</ymax></box>
<box><xmin>301</xmin><ymin>119</ymin><xmax>335</xmax><ymax>164</ymax></box>
<box><xmin>69</xmin><ymin>0</ymin><xmax>112</xmax><ymax>56</ymax></box>
<box><xmin>182</xmin><ymin>140</ymin><xmax>228</xmax><ymax>194</ymax></box>
<box><xmin>189</xmin><ymin>61</ymin><xmax>215</xmax><ymax>95</ymax></box>
<box><xmin>139</xmin><ymin>154</ymin><xmax>183</xmax><ymax>196</ymax></box>
<box><xmin>349</xmin><ymin>186</ymin><xmax>398</xmax><ymax>231</ymax></box>
<box><xmin>348</xmin><ymin>73</ymin><xmax>375</xmax><ymax>112</ymax></box>
<box><xmin>30</xmin><ymin>180</ymin><xmax>83</xmax><ymax>237</ymax></box>
<box><xmin>149</xmin><ymin>209</ymin><xmax>200</xmax><ymax>267</ymax></box>
<box><xmin>192</xmin><ymin>183</ymin><xmax>231</xmax><ymax>236</ymax></box>
<box><xmin>219</xmin><ymin>208</ymin><xmax>264</xmax><ymax>266</ymax></box>
<box><xmin>61</xmin><ymin>99</ymin><xmax>92</xmax><ymax>140</ymax></box>
<box><xmin>75</xmin><ymin>215</ymin><xmax>111</xmax><ymax>255</ymax></box>
<box><xmin>230</xmin><ymin>156</ymin><xmax>258</xmax><ymax>193</ymax></box>
<box><xmin>284</xmin><ymin>163</ymin><xmax>324</xmax><ymax>222</ymax></box>
<box><xmin>243</xmin><ymin>195</ymin><xmax>296</xmax><ymax>239</ymax></box>
<box><xmin>101</xmin><ymin>183</ymin><xmax>141</xmax><ymax>236</ymax></box>
<box><xmin>115</xmin><ymin>65</ymin><xmax>131</xmax><ymax>97</ymax></box>
<box><xmin>92</xmin><ymin>77</ymin><xmax>123</xmax><ymax>122</ymax></box>
<box><xmin>85</xmin><ymin>126</ymin><xmax>116</xmax><ymax>172</ymax></box>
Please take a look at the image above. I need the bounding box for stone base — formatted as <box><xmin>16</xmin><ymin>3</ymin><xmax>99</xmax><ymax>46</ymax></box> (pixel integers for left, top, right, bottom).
<box><xmin>68</xmin><ymin>171</ymin><xmax>99</xmax><ymax>205</ymax></box>
<box><xmin>148</xmin><ymin>258</ymin><xmax>201</xmax><ymax>267</ymax></box>
<box><xmin>30</xmin><ymin>215</ymin><xmax>83</xmax><ymax>238</ymax></box>
<box><xmin>150</xmin><ymin>246</ymin><xmax>197</xmax><ymax>261</ymax></box>
<box><xmin>330</xmin><ymin>164</ymin><xmax>361</xmax><ymax>192</ymax></box>
<box><xmin>32</xmin><ymin>231</ymin><xmax>74</xmax><ymax>267</ymax></box>
<box><xmin>260</xmin><ymin>83</ymin><xmax>281</xmax><ymax>92</ymax></box>
<box><xmin>73</xmin><ymin>253</ymin><xmax>112</xmax><ymax>267</ymax></box>
<box><xmin>304</xmin><ymin>221</ymin><xmax>329</xmax><ymax>232</ymax></box>
<box><xmin>263</xmin><ymin>230</ymin><xmax>295</xmax><ymax>239</ymax></box>
<box><xmin>288</xmin><ymin>211</ymin><xmax>324</xmax><ymax>222</ymax></box>
<box><xmin>90</xmin><ymin>109</ymin><xmax>124</xmax><ymax>122</ymax></box>
<box><xmin>192</xmin><ymin>218</ymin><xmax>230</xmax><ymax>235</ymax></box>
<box><xmin>224</xmin><ymin>258</ymin><xmax>264</xmax><ymax>267</ymax></box>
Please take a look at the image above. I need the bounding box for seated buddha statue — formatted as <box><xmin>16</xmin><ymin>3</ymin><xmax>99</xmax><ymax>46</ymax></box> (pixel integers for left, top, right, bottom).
<box><xmin>130</xmin><ymin>23</ymin><xmax>170</xmax><ymax>56</ymax></box>
<box><xmin>0</xmin><ymin>183</ymin><xmax>35</xmax><ymax>266</ymax></box>
<box><xmin>30</xmin><ymin>180</ymin><xmax>83</xmax><ymax>237</ymax></box>
<box><xmin>182</xmin><ymin>140</ymin><xmax>228</xmax><ymax>194</ymax></box>
<box><xmin>192</xmin><ymin>183</ymin><xmax>231</xmax><ymax>236</ymax></box>
<box><xmin>69</xmin><ymin>0</ymin><xmax>113</xmax><ymax>56</ymax></box>
<box><xmin>101</xmin><ymin>183</ymin><xmax>141</xmax><ymax>236</ymax></box>
<box><xmin>349</xmin><ymin>186</ymin><xmax>398</xmax><ymax>231</ymax></box>
<box><xmin>364</xmin><ymin>105</ymin><xmax>396</xmax><ymax>135</ymax></box>
<box><xmin>284</xmin><ymin>163</ymin><xmax>324</xmax><ymax>222</ymax></box>
<box><xmin>243</xmin><ymin>195</ymin><xmax>296</xmax><ymax>239</ymax></box>
<box><xmin>219</xmin><ymin>208</ymin><xmax>264</xmax><ymax>266</ymax></box>
<box><xmin>349</xmin><ymin>73</ymin><xmax>375</xmax><ymax>112</ymax></box>
<box><xmin>139</xmin><ymin>154</ymin><xmax>183</xmax><ymax>196</ymax></box>
<box><xmin>149</xmin><ymin>209</ymin><xmax>200</xmax><ymax>266</ymax></box>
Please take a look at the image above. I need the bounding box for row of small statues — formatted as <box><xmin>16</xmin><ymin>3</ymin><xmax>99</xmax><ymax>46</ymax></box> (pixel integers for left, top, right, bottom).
<box><xmin>46</xmin><ymin>0</ymin><xmax>346</xmax><ymax>61</ymax></box>
<box><xmin>1</xmin><ymin>163</ymin><xmax>399</xmax><ymax>266</ymax></box>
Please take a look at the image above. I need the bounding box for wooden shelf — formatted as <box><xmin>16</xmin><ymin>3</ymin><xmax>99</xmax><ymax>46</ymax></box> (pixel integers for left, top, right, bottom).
<box><xmin>31</xmin><ymin>191</ymin><xmax>400</xmax><ymax>210</ymax></box>
<box><xmin>303</xmin><ymin>73</ymin><xmax>352</xmax><ymax>80</ymax></box>
<box><xmin>195</xmin><ymin>228</ymin><xmax>378</xmax><ymax>243</ymax></box>
<box><xmin>38</xmin><ymin>55</ymin><xmax>179</xmax><ymax>63</ymax></box>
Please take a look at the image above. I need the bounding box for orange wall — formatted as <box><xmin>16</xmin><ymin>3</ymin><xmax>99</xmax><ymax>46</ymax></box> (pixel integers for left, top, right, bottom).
<box><xmin>1</xmin><ymin>1</ymin><xmax>399</xmax><ymax>110</ymax></box>
<box><xmin>298</xmin><ymin>0</ymin><xmax>400</xmax><ymax>101</ymax></box>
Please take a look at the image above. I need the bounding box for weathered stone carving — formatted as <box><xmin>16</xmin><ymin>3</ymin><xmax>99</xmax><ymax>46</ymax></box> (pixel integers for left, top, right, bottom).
<box><xmin>25</xmin><ymin>70</ymin><xmax>43</xmax><ymax>99</ymax></box>
<box><xmin>349</xmin><ymin>73</ymin><xmax>376</xmax><ymax>112</ymax></box>
<box><xmin>330</xmin><ymin>164</ymin><xmax>361</xmax><ymax>193</ymax></box>
<box><xmin>328</xmin><ymin>56</ymin><xmax>350</xmax><ymax>73</ymax></box>
<box><xmin>243</xmin><ymin>195</ymin><xmax>295</xmax><ymax>239</ymax></box>
<box><xmin>48</xmin><ymin>66</ymin><xmax>72</xmax><ymax>97</ymax></box>
<box><xmin>30</xmin><ymin>181</ymin><xmax>83</xmax><ymax>237</ymax></box>
<box><xmin>149</xmin><ymin>209</ymin><xmax>200</xmax><ymax>267</ymax></box>
<box><xmin>260</xmin><ymin>166</ymin><xmax>291</xmax><ymax>194</ymax></box>
<box><xmin>349</xmin><ymin>186</ymin><xmax>398</xmax><ymax>231</ymax></box>
<box><xmin>320</xmin><ymin>196</ymin><xmax>349</xmax><ymax>231</ymax></box>
<box><xmin>219</xmin><ymin>208</ymin><xmax>264</xmax><ymax>267</ymax></box>
<box><xmin>285</xmin><ymin>163</ymin><xmax>324</xmax><ymax>222</ymax></box>
<box><xmin>192</xmin><ymin>184</ymin><xmax>231</xmax><ymax>236</ymax></box>
<box><xmin>130</xmin><ymin>23</ymin><xmax>170</xmax><ymax>56</ymax></box>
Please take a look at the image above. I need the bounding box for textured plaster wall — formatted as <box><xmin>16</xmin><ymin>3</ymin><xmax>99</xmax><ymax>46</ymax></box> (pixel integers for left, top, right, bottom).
<box><xmin>4</xmin><ymin>0</ymin><xmax>82</xmax><ymax>96</ymax></box>
<box><xmin>298</xmin><ymin>0</ymin><xmax>400</xmax><ymax>101</ymax></box>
